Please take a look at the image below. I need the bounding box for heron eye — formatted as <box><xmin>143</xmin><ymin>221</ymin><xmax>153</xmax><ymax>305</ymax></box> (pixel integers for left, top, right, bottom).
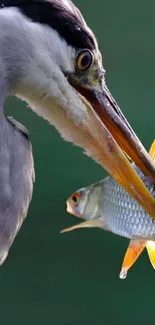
<box><xmin>71</xmin><ymin>193</ymin><xmax>81</xmax><ymax>205</ymax></box>
<box><xmin>76</xmin><ymin>50</ymin><xmax>93</xmax><ymax>72</ymax></box>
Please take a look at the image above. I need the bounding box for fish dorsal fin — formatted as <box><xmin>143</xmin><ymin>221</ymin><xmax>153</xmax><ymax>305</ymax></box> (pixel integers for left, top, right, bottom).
<box><xmin>146</xmin><ymin>241</ymin><xmax>155</xmax><ymax>269</ymax></box>
<box><xmin>149</xmin><ymin>140</ymin><xmax>155</xmax><ymax>162</ymax></box>
<box><xmin>119</xmin><ymin>239</ymin><xmax>146</xmax><ymax>279</ymax></box>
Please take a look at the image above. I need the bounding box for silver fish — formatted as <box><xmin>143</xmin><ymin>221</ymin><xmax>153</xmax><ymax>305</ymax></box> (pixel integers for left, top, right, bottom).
<box><xmin>61</xmin><ymin>140</ymin><xmax>155</xmax><ymax>279</ymax></box>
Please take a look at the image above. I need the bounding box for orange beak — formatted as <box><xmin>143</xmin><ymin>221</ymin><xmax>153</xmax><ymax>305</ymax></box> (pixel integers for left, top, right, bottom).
<box><xmin>68</xmin><ymin>76</ymin><xmax>155</xmax><ymax>219</ymax></box>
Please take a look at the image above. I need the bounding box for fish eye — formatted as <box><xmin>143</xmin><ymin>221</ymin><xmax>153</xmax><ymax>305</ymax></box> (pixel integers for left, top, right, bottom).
<box><xmin>76</xmin><ymin>49</ymin><xmax>94</xmax><ymax>72</ymax></box>
<box><xmin>71</xmin><ymin>192</ymin><xmax>81</xmax><ymax>205</ymax></box>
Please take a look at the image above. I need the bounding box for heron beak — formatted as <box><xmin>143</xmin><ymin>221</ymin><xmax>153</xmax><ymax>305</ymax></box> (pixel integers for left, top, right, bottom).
<box><xmin>68</xmin><ymin>76</ymin><xmax>155</xmax><ymax>219</ymax></box>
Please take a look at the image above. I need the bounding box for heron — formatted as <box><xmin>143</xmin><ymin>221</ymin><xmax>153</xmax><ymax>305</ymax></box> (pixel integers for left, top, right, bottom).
<box><xmin>0</xmin><ymin>0</ymin><xmax>155</xmax><ymax>266</ymax></box>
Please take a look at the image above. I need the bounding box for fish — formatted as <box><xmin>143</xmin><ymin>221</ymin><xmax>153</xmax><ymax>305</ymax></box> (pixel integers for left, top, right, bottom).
<box><xmin>61</xmin><ymin>140</ymin><xmax>155</xmax><ymax>279</ymax></box>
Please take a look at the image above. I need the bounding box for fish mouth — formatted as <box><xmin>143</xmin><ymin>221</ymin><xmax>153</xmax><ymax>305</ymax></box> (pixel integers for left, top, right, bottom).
<box><xmin>66</xmin><ymin>197</ymin><xmax>81</xmax><ymax>218</ymax></box>
<box><xmin>68</xmin><ymin>76</ymin><xmax>155</xmax><ymax>219</ymax></box>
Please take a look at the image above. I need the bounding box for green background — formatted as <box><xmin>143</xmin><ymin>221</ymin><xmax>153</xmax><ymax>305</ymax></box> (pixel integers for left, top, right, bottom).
<box><xmin>2</xmin><ymin>1</ymin><xmax>155</xmax><ymax>324</ymax></box>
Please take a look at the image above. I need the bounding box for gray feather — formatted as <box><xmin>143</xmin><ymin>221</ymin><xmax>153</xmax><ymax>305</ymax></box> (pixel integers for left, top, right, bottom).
<box><xmin>0</xmin><ymin>113</ymin><xmax>34</xmax><ymax>266</ymax></box>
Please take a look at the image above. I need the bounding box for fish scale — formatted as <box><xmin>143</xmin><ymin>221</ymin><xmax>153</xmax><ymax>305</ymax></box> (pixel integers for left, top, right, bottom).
<box><xmin>100</xmin><ymin>164</ymin><xmax>155</xmax><ymax>240</ymax></box>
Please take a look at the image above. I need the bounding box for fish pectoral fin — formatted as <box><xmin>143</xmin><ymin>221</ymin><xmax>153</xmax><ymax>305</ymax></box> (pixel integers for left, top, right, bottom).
<box><xmin>60</xmin><ymin>219</ymin><xmax>102</xmax><ymax>234</ymax></box>
<box><xmin>149</xmin><ymin>139</ymin><xmax>155</xmax><ymax>162</ymax></box>
<box><xmin>146</xmin><ymin>241</ymin><xmax>155</xmax><ymax>269</ymax></box>
<box><xmin>119</xmin><ymin>239</ymin><xmax>146</xmax><ymax>279</ymax></box>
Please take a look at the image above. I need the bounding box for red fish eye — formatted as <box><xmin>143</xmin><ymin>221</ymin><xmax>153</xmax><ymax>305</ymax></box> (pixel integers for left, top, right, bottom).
<box><xmin>76</xmin><ymin>50</ymin><xmax>93</xmax><ymax>72</ymax></box>
<box><xmin>71</xmin><ymin>193</ymin><xmax>81</xmax><ymax>204</ymax></box>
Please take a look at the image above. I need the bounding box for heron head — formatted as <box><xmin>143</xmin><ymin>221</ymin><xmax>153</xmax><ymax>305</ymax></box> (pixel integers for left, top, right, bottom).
<box><xmin>2</xmin><ymin>0</ymin><xmax>155</xmax><ymax>216</ymax></box>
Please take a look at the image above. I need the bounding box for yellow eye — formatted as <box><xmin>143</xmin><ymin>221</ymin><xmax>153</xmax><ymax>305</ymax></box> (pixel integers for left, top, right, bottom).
<box><xmin>76</xmin><ymin>50</ymin><xmax>93</xmax><ymax>72</ymax></box>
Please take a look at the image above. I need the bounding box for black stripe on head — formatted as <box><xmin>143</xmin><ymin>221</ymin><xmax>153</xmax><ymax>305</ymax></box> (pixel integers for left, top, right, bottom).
<box><xmin>0</xmin><ymin>0</ymin><xmax>96</xmax><ymax>50</ymax></box>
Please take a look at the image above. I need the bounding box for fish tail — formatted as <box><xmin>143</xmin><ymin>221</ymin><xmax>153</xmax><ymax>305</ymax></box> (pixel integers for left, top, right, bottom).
<box><xmin>146</xmin><ymin>241</ymin><xmax>155</xmax><ymax>269</ymax></box>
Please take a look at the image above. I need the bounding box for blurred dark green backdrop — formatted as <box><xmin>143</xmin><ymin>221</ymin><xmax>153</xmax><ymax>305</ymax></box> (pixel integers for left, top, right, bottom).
<box><xmin>2</xmin><ymin>1</ymin><xmax>155</xmax><ymax>324</ymax></box>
